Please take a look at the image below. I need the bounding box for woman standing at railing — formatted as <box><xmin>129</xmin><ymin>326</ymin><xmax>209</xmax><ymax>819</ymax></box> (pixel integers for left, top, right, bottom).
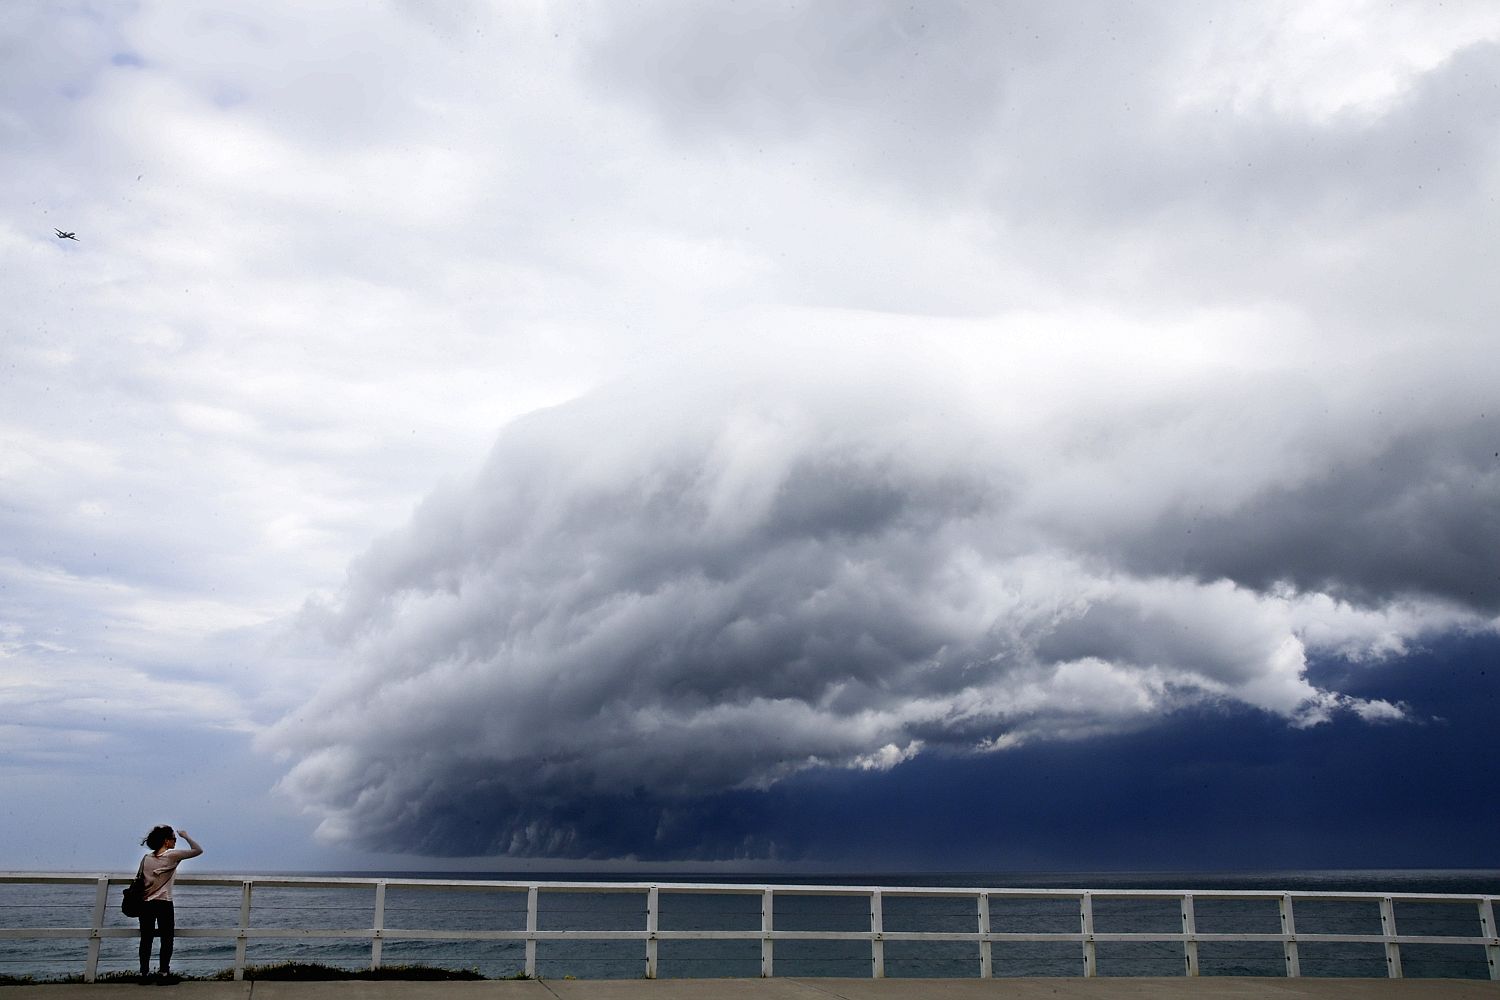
<box><xmin>136</xmin><ymin>825</ymin><xmax>203</xmax><ymax>984</ymax></box>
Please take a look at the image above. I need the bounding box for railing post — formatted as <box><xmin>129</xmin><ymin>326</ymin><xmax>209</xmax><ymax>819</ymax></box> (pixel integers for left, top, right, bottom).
<box><xmin>1479</xmin><ymin>897</ymin><xmax>1499</xmax><ymax>981</ymax></box>
<box><xmin>371</xmin><ymin>881</ymin><xmax>387</xmax><ymax>971</ymax></box>
<box><xmin>1380</xmin><ymin>897</ymin><xmax>1401</xmax><ymax>978</ymax></box>
<box><xmin>977</xmin><ymin>892</ymin><xmax>992</xmax><ymax>979</ymax></box>
<box><xmin>1079</xmin><ymin>892</ymin><xmax>1096</xmax><ymax>977</ymax></box>
<box><xmin>870</xmin><ymin>889</ymin><xmax>885</xmax><ymax>978</ymax></box>
<box><xmin>1181</xmin><ymin>893</ymin><xmax>1198</xmax><ymax>977</ymax></box>
<box><xmin>760</xmin><ymin>889</ymin><xmax>774</xmax><ymax>978</ymax></box>
<box><xmin>525</xmin><ymin>886</ymin><xmax>538</xmax><ymax>979</ymax></box>
<box><xmin>84</xmin><ymin>877</ymin><xmax>109</xmax><ymax>983</ymax></box>
<box><xmin>1280</xmin><ymin>894</ymin><xmax>1300</xmax><ymax>977</ymax></box>
<box><xmin>233</xmin><ymin>881</ymin><xmax>253</xmax><ymax>980</ymax></box>
<box><xmin>645</xmin><ymin>885</ymin><xmax>659</xmax><ymax>979</ymax></box>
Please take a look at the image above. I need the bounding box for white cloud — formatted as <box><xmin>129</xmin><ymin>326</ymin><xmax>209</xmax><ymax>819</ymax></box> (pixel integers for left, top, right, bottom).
<box><xmin>1177</xmin><ymin>0</ymin><xmax>1500</xmax><ymax>121</ymax></box>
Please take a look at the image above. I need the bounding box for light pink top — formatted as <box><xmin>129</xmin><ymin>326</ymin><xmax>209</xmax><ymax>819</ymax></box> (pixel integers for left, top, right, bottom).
<box><xmin>141</xmin><ymin>847</ymin><xmax>202</xmax><ymax>902</ymax></box>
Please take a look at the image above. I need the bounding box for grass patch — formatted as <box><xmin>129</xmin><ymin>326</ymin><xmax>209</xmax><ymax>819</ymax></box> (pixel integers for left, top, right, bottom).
<box><xmin>2</xmin><ymin>963</ymin><xmax>501</xmax><ymax>985</ymax></box>
<box><xmin>221</xmin><ymin>962</ymin><xmax>489</xmax><ymax>981</ymax></box>
<box><xmin>1</xmin><ymin>972</ymin><xmax>151</xmax><ymax>986</ymax></box>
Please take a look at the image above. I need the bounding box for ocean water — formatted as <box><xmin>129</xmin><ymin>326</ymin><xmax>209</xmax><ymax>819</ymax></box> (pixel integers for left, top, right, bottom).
<box><xmin>2</xmin><ymin>870</ymin><xmax>1496</xmax><ymax>982</ymax></box>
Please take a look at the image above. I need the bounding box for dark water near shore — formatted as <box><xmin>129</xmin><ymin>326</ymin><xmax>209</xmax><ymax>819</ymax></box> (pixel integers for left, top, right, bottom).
<box><xmin>3</xmin><ymin>870</ymin><xmax>1497</xmax><ymax>982</ymax></box>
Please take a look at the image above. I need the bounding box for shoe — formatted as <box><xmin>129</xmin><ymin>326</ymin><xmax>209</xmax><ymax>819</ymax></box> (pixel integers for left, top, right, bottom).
<box><xmin>157</xmin><ymin>972</ymin><xmax>181</xmax><ymax>985</ymax></box>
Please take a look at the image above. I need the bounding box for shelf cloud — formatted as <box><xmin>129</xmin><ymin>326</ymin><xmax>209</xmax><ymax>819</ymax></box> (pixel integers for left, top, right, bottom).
<box><xmin>269</xmin><ymin>325</ymin><xmax>1494</xmax><ymax>858</ymax></box>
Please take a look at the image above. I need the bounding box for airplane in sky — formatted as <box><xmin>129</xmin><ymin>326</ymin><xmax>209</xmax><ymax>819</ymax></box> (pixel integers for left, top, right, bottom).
<box><xmin>54</xmin><ymin>229</ymin><xmax>78</xmax><ymax>240</ymax></box>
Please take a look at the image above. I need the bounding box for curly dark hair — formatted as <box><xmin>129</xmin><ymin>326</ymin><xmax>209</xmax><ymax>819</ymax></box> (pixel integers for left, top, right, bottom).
<box><xmin>141</xmin><ymin>825</ymin><xmax>175</xmax><ymax>851</ymax></box>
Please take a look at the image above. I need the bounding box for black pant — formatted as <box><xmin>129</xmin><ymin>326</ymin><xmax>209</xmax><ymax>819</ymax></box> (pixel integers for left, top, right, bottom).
<box><xmin>137</xmin><ymin>899</ymin><xmax>175</xmax><ymax>974</ymax></box>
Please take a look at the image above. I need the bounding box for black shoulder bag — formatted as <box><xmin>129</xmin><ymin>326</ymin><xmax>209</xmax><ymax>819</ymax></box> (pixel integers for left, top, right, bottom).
<box><xmin>121</xmin><ymin>860</ymin><xmax>146</xmax><ymax>917</ymax></box>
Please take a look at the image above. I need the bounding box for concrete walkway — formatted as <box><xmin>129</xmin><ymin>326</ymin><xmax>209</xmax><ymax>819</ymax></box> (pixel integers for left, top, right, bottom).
<box><xmin>3</xmin><ymin>979</ymin><xmax>1497</xmax><ymax>999</ymax></box>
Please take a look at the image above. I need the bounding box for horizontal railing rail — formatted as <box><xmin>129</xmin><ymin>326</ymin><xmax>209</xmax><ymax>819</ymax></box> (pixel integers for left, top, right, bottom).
<box><xmin>1</xmin><ymin>873</ymin><xmax>1496</xmax><ymax>983</ymax></box>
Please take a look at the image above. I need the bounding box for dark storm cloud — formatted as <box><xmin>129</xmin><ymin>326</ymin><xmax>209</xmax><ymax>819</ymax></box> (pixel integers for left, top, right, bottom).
<box><xmin>1114</xmin><ymin>420</ymin><xmax>1500</xmax><ymax>610</ymax></box>
<box><xmin>268</xmin><ymin>339</ymin><xmax>1491</xmax><ymax>858</ymax></box>
<box><xmin>257</xmin><ymin>3</ymin><xmax>1500</xmax><ymax>861</ymax></box>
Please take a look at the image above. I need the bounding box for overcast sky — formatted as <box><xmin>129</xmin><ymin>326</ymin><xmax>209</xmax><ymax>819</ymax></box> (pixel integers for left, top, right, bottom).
<box><xmin>4</xmin><ymin>1</ymin><xmax>1499</xmax><ymax>874</ymax></box>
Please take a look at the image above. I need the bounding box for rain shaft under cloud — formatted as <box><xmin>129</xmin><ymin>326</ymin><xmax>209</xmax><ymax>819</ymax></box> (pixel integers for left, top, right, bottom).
<box><xmin>268</xmin><ymin>329</ymin><xmax>1496</xmax><ymax>859</ymax></box>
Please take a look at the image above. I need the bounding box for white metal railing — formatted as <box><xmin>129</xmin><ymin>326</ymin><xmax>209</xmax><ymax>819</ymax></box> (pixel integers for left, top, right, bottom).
<box><xmin>1</xmin><ymin>873</ymin><xmax>1496</xmax><ymax>983</ymax></box>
